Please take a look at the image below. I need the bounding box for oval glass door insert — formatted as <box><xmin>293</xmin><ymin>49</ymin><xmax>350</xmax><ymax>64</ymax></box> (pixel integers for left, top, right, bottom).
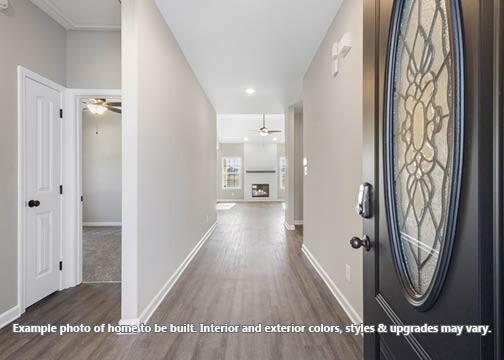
<box><xmin>385</xmin><ymin>0</ymin><xmax>463</xmax><ymax>310</ymax></box>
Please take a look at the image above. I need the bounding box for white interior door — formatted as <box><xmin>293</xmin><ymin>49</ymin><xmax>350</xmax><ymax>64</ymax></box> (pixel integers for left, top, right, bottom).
<box><xmin>24</xmin><ymin>76</ymin><xmax>62</xmax><ymax>308</ymax></box>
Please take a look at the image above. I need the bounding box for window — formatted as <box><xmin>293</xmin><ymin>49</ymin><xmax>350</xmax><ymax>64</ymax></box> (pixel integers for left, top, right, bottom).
<box><xmin>279</xmin><ymin>157</ymin><xmax>287</xmax><ymax>190</ymax></box>
<box><xmin>222</xmin><ymin>157</ymin><xmax>241</xmax><ymax>189</ymax></box>
<box><xmin>384</xmin><ymin>0</ymin><xmax>463</xmax><ymax>308</ymax></box>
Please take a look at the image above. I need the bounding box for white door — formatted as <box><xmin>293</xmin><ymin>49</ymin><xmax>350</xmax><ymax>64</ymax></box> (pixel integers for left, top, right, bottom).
<box><xmin>24</xmin><ymin>76</ymin><xmax>62</xmax><ymax>308</ymax></box>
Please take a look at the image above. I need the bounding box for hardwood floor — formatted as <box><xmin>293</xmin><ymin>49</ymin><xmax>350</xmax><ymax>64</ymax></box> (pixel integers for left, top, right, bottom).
<box><xmin>0</xmin><ymin>203</ymin><xmax>363</xmax><ymax>360</ymax></box>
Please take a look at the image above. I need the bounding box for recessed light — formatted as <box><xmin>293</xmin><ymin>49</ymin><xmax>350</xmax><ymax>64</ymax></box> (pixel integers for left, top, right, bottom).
<box><xmin>244</xmin><ymin>137</ymin><xmax>249</xmax><ymax>142</ymax></box>
<box><xmin>245</xmin><ymin>88</ymin><xmax>256</xmax><ymax>95</ymax></box>
<box><xmin>273</xmin><ymin>137</ymin><xmax>278</xmax><ymax>141</ymax></box>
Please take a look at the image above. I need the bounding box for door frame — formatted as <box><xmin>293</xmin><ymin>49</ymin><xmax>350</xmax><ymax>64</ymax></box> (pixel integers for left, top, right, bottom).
<box><xmin>17</xmin><ymin>66</ymin><xmax>65</xmax><ymax>313</ymax></box>
<box><xmin>18</xmin><ymin>69</ymin><xmax>122</xmax><ymax>313</ymax></box>
<box><xmin>64</xmin><ymin>89</ymin><xmax>121</xmax><ymax>286</ymax></box>
<box><xmin>494</xmin><ymin>0</ymin><xmax>504</xmax><ymax>357</ymax></box>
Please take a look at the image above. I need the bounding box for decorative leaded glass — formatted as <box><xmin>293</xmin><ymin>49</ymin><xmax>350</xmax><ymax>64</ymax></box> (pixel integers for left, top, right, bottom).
<box><xmin>385</xmin><ymin>0</ymin><xmax>463</xmax><ymax>308</ymax></box>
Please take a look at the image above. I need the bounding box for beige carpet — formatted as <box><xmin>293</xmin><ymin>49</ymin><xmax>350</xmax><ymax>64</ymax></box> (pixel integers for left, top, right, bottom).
<box><xmin>83</xmin><ymin>227</ymin><xmax>121</xmax><ymax>282</ymax></box>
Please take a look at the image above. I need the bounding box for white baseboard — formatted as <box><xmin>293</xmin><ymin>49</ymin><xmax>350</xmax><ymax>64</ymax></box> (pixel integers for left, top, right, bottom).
<box><xmin>294</xmin><ymin>220</ymin><xmax>304</xmax><ymax>225</ymax></box>
<box><xmin>284</xmin><ymin>222</ymin><xmax>296</xmax><ymax>231</ymax></box>
<box><xmin>83</xmin><ymin>222</ymin><xmax>122</xmax><ymax>227</ymax></box>
<box><xmin>135</xmin><ymin>222</ymin><xmax>217</xmax><ymax>325</ymax></box>
<box><xmin>302</xmin><ymin>244</ymin><xmax>362</xmax><ymax>324</ymax></box>
<box><xmin>118</xmin><ymin>318</ymin><xmax>140</xmax><ymax>326</ymax></box>
<box><xmin>217</xmin><ymin>199</ymin><xmax>285</xmax><ymax>203</ymax></box>
<box><xmin>0</xmin><ymin>305</ymin><xmax>21</xmax><ymax>330</ymax></box>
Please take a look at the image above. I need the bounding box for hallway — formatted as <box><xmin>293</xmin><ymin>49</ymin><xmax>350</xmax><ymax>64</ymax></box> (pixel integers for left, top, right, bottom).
<box><xmin>0</xmin><ymin>203</ymin><xmax>362</xmax><ymax>360</ymax></box>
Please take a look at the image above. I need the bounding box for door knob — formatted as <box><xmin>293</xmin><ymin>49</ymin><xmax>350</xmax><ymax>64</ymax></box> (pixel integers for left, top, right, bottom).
<box><xmin>350</xmin><ymin>235</ymin><xmax>371</xmax><ymax>251</ymax></box>
<box><xmin>28</xmin><ymin>200</ymin><xmax>40</xmax><ymax>208</ymax></box>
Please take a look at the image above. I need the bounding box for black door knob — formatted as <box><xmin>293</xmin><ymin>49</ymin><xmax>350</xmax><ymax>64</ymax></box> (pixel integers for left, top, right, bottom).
<box><xmin>28</xmin><ymin>200</ymin><xmax>40</xmax><ymax>208</ymax></box>
<box><xmin>350</xmin><ymin>236</ymin><xmax>371</xmax><ymax>251</ymax></box>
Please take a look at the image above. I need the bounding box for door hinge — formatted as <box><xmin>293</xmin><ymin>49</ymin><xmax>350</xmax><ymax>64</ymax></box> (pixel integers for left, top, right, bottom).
<box><xmin>60</xmin><ymin>109</ymin><xmax>63</xmax><ymax>119</ymax></box>
<box><xmin>59</xmin><ymin>261</ymin><xmax>63</xmax><ymax>271</ymax></box>
<box><xmin>81</xmin><ymin>195</ymin><xmax>84</xmax><ymax>202</ymax></box>
<box><xmin>60</xmin><ymin>185</ymin><xmax>63</xmax><ymax>195</ymax></box>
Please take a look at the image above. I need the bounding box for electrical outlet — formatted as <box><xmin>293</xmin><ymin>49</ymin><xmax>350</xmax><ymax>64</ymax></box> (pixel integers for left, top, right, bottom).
<box><xmin>345</xmin><ymin>264</ymin><xmax>351</xmax><ymax>282</ymax></box>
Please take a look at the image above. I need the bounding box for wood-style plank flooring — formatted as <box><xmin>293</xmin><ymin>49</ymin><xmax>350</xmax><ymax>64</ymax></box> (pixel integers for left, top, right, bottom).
<box><xmin>0</xmin><ymin>203</ymin><xmax>363</xmax><ymax>360</ymax></box>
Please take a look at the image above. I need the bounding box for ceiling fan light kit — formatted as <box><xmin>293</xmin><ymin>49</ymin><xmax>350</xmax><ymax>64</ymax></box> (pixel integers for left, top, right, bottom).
<box><xmin>249</xmin><ymin>114</ymin><xmax>283</xmax><ymax>137</ymax></box>
<box><xmin>87</xmin><ymin>103</ymin><xmax>108</xmax><ymax>115</ymax></box>
<box><xmin>83</xmin><ymin>98</ymin><xmax>122</xmax><ymax>115</ymax></box>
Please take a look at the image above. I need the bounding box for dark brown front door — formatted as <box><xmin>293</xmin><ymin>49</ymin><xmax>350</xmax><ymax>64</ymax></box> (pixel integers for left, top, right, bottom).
<box><xmin>361</xmin><ymin>0</ymin><xmax>495</xmax><ymax>358</ymax></box>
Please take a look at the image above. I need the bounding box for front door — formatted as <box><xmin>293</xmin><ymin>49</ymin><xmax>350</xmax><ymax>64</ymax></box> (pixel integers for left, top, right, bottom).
<box><xmin>23</xmin><ymin>74</ymin><xmax>63</xmax><ymax>308</ymax></box>
<box><xmin>361</xmin><ymin>0</ymin><xmax>494</xmax><ymax>359</ymax></box>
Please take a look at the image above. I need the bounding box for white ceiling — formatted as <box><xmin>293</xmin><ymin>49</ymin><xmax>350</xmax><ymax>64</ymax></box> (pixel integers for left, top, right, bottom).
<box><xmin>31</xmin><ymin>0</ymin><xmax>121</xmax><ymax>31</ymax></box>
<box><xmin>218</xmin><ymin>114</ymin><xmax>285</xmax><ymax>144</ymax></box>
<box><xmin>156</xmin><ymin>0</ymin><xmax>343</xmax><ymax>113</ymax></box>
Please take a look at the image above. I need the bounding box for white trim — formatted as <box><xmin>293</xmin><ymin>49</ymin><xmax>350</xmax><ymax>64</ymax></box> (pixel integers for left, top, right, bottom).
<box><xmin>118</xmin><ymin>318</ymin><xmax>140</xmax><ymax>327</ymax></box>
<box><xmin>120</xmin><ymin>222</ymin><xmax>217</xmax><ymax>325</ymax></box>
<box><xmin>18</xmin><ymin>66</ymin><xmax>65</xmax><ymax>314</ymax></box>
<box><xmin>217</xmin><ymin>199</ymin><xmax>285</xmax><ymax>203</ymax></box>
<box><xmin>0</xmin><ymin>306</ymin><xmax>21</xmax><ymax>330</ymax></box>
<box><xmin>64</xmin><ymin>89</ymin><xmax>121</xmax><ymax>288</ymax></box>
<box><xmin>30</xmin><ymin>0</ymin><xmax>121</xmax><ymax>31</ymax></box>
<box><xmin>284</xmin><ymin>222</ymin><xmax>296</xmax><ymax>231</ymax></box>
<box><xmin>294</xmin><ymin>220</ymin><xmax>304</xmax><ymax>226</ymax></box>
<box><xmin>302</xmin><ymin>244</ymin><xmax>362</xmax><ymax>324</ymax></box>
<box><xmin>83</xmin><ymin>222</ymin><xmax>122</xmax><ymax>227</ymax></box>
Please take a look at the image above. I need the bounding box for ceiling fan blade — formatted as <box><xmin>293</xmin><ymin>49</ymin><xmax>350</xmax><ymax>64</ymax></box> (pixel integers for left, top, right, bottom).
<box><xmin>267</xmin><ymin>130</ymin><xmax>282</xmax><ymax>133</ymax></box>
<box><xmin>106</xmin><ymin>102</ymin><xmax>122</xmax><ymax>107</ymax></box>
<box><xmin>104</xmin><ymin>105</ymin><xmax>122</xmax><ymax>114</ymax></box>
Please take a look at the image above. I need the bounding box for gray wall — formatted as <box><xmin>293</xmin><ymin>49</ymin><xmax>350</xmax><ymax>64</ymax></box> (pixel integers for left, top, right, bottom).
<box><xmin>285</xmin><ymin>108</ymin><xmax>303</xmax><ymax>225</ymax></box>
<box><xmin>0</xmin><ymin>0</ymin><xmax>67</xmax><ymax>315</ymax></box>
<box><xmin>217</xmin><ymin>143</ymin><xmax>244</xmax><ymax>200</ymax></box>
<box><xmin>67</xmin><ymin>30</ymin><xmax>121</xmax><ymax>89</ymax></box>
<box><xmin>294</xmin><ymin>111</ymin><xmax>303</xmax><ymax>221</ymax></box>
<box><xmin>303</xmin><ymin>0</ymin><xmax>363</xmax><ymax>319</ymax></box>
<box><xmin>82</xmin><ymin>111</ymin><xmax>122</xmax><ymax>223</ymax></box>
<box><xmin>122</xmin><ymin>0</ymin><xmax>217</xmax><ymax>320</ymax></box>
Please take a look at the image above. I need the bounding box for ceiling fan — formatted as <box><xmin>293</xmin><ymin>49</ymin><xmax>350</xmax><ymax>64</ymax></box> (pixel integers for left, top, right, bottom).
<box><xmin>82</xmin><ymin>98</ymin><xmax>122</xmax><ymax>115</ymax></box>
<box><xmin>249</xmin><ymin>114</ymin><xmax>282</xmax><ymax>137</ymax></box>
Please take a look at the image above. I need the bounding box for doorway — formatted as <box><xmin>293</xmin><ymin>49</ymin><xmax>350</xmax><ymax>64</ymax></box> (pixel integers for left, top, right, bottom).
<box><xmin>80</xmin><ymin>98</ymin><xmax>122</xmax><ymax>283</ymax></box>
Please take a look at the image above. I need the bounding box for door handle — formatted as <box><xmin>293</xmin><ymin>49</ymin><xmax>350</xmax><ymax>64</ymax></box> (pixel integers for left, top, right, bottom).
<box><xmin>350</xmin><ymin>235</ymin><xmax>371</xmax><ymax>251</ymax></box>
<box><xmin>28</xmin><ymin>200</ymin><xmax>40</xmax><ymax>208</ymax></box>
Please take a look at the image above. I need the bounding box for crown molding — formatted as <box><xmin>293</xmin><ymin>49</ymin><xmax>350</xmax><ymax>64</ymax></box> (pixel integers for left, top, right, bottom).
<box><xmin>31</xmin><ymin>0</ymin><xmax>120</xmax><ymax>31</ymax></box>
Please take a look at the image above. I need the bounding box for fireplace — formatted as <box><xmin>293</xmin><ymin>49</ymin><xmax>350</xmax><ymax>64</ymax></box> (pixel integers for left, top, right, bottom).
<box><xmin>252</xmin><ymin>184</ymin><xmax>270</xmax><ymax>198</ymax></box>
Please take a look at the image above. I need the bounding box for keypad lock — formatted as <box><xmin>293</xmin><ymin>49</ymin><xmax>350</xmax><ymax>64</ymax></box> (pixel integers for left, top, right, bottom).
<box><xmin>356</xmin><ymin>183</ymin><xmax>372</xmax><ymax>219</ymax></box>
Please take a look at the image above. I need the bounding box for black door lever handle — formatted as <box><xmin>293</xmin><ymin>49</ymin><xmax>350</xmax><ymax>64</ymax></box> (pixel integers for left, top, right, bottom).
<box><xmin>28</xmin><ymin>200</ymin><xmax>40</xmax><ymax>208</ymax></box>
